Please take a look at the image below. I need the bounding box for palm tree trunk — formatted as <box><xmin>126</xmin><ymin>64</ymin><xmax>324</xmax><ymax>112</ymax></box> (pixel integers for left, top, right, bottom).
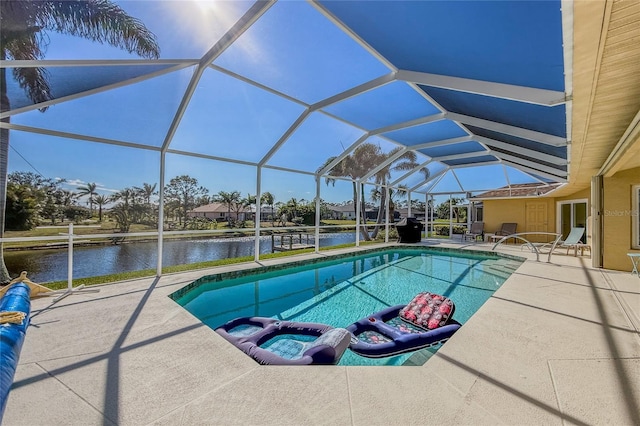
<box><xmin>0</xmin><ymin>65</ymin><xmax>13</xmax><ymax>283</ymax></box>
<box><xmin>371</xmin><ymin>188</ymin><xmax>387</xmax><ymax>240</ymax></box>
<box><xmin>357</xmin><ymin>182</ymin><xmax>371</xmax><ymax>241</ymax></box>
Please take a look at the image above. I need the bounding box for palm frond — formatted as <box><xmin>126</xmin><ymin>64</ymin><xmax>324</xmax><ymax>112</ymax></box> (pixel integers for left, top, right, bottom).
<box><xmin>39</xmin><ymin>0</ymin><xmax>160</xmax><ymax>58</ymax></box>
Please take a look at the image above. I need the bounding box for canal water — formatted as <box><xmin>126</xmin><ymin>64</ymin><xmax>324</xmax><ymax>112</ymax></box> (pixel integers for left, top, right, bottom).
<box><xmin>4</xmin><ymin>233</ymin><xmax>357</xmax><ymax>283</ymax></box>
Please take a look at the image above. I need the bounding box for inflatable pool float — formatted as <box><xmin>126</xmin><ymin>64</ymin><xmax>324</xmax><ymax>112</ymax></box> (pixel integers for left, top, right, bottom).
<box><xmin>347</xmin><ymin>292</ymin><xmax>461</xmax><ymax>358</ymax></box>
<box><xmin>216</xmin><ymin>317</ymin><xmax>351</xmax><ymax>365</ymax></box>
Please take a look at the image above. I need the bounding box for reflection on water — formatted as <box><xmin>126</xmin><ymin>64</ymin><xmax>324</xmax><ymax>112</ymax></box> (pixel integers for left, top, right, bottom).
<box><xmin>4</xmin><ymin>233</ymin><xmax>356</xmax><ymax>283</ymax></box>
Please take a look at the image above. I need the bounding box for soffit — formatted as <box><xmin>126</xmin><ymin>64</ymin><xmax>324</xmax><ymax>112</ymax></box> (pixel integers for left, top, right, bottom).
<box><xmin>553</xmin><ymin>0</ymin><xmax>640</xmax><ymax>197</ymax></box>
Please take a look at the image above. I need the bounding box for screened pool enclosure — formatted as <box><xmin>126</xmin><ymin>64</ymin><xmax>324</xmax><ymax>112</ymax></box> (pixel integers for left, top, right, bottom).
<box><xmin>0</xmin><ymin>0</ymin><xmax>571</xmax><ymax>282</ymax></box>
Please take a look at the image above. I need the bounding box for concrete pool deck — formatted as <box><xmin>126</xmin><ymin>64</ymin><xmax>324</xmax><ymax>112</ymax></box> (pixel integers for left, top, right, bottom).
<box><xmin>3</xmin><ymin>240</ymin><xmax>639</xmax><ymax>425</ymax></box>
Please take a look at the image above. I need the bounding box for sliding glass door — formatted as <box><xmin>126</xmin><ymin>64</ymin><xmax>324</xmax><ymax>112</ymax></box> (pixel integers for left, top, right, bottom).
<box><xmin>558</xmin><ymin>200</ymin><xmax>587</xmax><ymax>243</ymax></box>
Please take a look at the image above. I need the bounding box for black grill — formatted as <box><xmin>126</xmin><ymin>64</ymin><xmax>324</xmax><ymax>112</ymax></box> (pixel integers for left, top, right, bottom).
<box><xmin>395</xmin><ymin>217</ymin><xmax>423</xmax><ymax>243</ymax></box>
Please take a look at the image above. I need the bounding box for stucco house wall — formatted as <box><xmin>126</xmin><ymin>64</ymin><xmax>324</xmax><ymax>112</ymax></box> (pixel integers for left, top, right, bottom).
<box><xmin>482</xmin><ymin>198</ymin><xmax>556</xmax><ymax>242</ymax></box>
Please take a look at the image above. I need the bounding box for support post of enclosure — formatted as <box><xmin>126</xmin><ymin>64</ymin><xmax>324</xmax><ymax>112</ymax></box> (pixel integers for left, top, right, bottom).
<box><xmin>355</xmin><ymin>180</ymin><xmax>361</xmax><ymax>247</ymax></box>
<box><xmin>54</xmin><ymin>223</ymin><xmax>98</xmax><ymax>302</ymax></box>
<box><xmin>157</xmin><ymin>152</ymin><xmax>165</xmax><ymax>277</ymax></box>
<box><xmin>255</xmin><ymin>166</ymin><xmax>262</xmax><ymax>263</ymax></box>
<box><xmin>67</xmin><ymin>223</ymin><xmax>73</xmax><ymax>291</ymax></box>
<box><xmin>315</xmin><ymin>176</ymin><xmax>321</xmax><ymax>253</ymax></box>
<box><xmin>384</xmin><ymin>185</ymin><xmax>390</xmax><ymax>243</ymax></box>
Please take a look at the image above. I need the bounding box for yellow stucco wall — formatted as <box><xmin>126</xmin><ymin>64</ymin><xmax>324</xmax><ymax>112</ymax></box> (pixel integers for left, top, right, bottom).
<box><xmin>483</xmin><ymin>198</ymin><xmax>556</xmax><ymax>242</ymax></box>
<box><xmin>603</xmin><ymin>167</ymin><xmax>640</xmax><ymax>271</ymax></box>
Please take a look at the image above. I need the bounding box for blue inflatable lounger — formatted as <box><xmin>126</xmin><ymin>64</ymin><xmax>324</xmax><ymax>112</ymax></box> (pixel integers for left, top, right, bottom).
<box><xmin>347</xmin><ymin>292</ymin><xmax>461</xmax><ymax>358</ymax></box>
<box><xmin>216</xmin><ymin>317</ymin><xmax>351</xmax><ymax>365</ymax></box>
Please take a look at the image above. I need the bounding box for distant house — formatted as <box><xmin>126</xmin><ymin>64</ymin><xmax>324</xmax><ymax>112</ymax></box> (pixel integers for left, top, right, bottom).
<box><xmin>188</xmin><ymin>202</ymin><xmax>252</xmax><ymax>222</ymax></box>
<box><xmin>395</xmin><ymin>208</ymin><xmax>426</xmax><ymax>221</ymax></box>
<box><xmin>247</xmin><ymin>205</ymin><xmax>279</xmax><ymax>221</ymax></box>
<box><xmin>328</xmin><ymin>203</ymin><xmax>377</xmax><ymax>220</ymax></box>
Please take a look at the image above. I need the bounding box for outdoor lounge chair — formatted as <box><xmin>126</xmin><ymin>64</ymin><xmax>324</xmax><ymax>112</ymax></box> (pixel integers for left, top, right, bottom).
<box><xmin>464</xmin><ymin>222</ymin><xmax>484</xmax><ymax>241</ymax></box>
<box><xmin>489</xmin><ymin>223</ymin><xmax>518</xmax><ymax>244</ymax></box>
<box><xmin>557</xmin><ymin>227</ymin><xmax>585</xmax><ymax>255</ymax></box>
<box><xmin>496</xmin><ymin>222</ymin><xmax>517</xmax><ymax>237</ymax></box>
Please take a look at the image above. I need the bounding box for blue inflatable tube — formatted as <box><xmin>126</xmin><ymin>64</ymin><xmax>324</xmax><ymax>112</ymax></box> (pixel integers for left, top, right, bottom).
<box><xmin>347</xmin><ymin>305</ymin><xmax>461</xmax><ymax>358</ymax></box>
<box><xmin>0</xmin><ymin>283</ymin><xmax>31</xmax><ymax>422</ymax></box>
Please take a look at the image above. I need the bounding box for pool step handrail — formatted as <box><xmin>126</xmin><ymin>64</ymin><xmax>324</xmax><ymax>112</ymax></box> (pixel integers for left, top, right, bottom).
<box><xmin>491</xmin><ymin>232</ymin><xmax>562</xmax><ymax>262</ymax></box>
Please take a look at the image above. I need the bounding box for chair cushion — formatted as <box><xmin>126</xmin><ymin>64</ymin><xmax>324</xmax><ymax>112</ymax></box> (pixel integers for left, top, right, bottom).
<box><xmin>398</xmin><ymin>292</ymin><xmax>455</xmax><ymax>330</ymax></box>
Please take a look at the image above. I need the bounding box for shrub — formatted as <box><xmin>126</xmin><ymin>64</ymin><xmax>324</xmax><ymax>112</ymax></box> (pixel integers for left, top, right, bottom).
<box><xmin>433</xmin><ymin>224</ymin><xmax>466</xmax><ymax>236</ymax></box>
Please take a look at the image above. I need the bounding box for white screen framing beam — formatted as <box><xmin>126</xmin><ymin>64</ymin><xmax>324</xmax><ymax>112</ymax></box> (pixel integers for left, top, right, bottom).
<box><xmin>317</xmin><ymin>133</ymin><xmax>369</xmax><ymax>176</ymax></box>
<box><xmin>260</xmin><ymin>73</ymin><xmax>396</xmax><ymax>167</ymax></box>
<box><xmin>397</xmin><ymin>70</ymin><xmax>567</xmax><ymax>106</ymax></box>
<box><xmin>317</xmin><ymin>115</ymin><xmax>454</xmax><ymax>178</ymax></box>
<box><xmin>476</xmin><ymin>136</ymin><xmax>567</xmax><ymax>165</ymax></box>
<box><xmin>360</xmin><ymin>147</ymin><xmax>408</xmax><ymax>181</ymax></box>
<box><xmin>500</xmin><ymin>159</ymin><xmax>567</xmax><ymax>183</ymax></box>
<box><xmin>429</xmin><ymin>151</ymin><xmax>491</xmax><ymax>163</ymax></box>
<box><xmin>160</xmin><ymin>0</ymin><xmax>275</xmax><ymax>153</ymax></box>
<box><xmin>259</xmin><ymin>109</ymin><xmax>311</xmax><ymax>166</ymax></box>
<box><xmin>410</xmin><ymin>167</ymin><xmax>448</xmax><ymax>192</ymax></box>
<box><xmin>446</xmin><ymin>112</ymin><xmax>567</xmax><ymax>146</ymax></box>
<box><xmin>409</xmin><ymin>136</ymin><xmax>473</xmax><ymax>151</ymax></box>
<box><xmin>495</xmin><ymin>152</ymin><xmax>567</xmax><ymax>178</ymax></box>
<box><xmin>390</xmin><ymin>159</ymin><xmax>433</xmax><ymax>186</ymax></box>
<box><xmin>0</xmin><ymin>62</ymin><xmax>192</xmax><ymax>119</ymax></box>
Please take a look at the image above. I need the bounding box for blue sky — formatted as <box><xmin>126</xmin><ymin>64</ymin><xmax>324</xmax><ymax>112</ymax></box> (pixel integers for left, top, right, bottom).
<box><xmin>7</xmin><ymin>0</ymin><xmax>547</xmax><ymax>207</ymax></box>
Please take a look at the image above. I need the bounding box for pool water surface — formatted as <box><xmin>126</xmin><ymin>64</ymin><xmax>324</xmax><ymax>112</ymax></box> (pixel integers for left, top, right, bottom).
<box><xmin>172</xmin><ymin>247</ymin><xmax>523</xmax><ymax>366</ymax></box>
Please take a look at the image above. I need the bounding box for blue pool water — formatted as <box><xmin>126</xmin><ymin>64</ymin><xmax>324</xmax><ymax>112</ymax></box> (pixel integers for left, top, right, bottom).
<box><xmin>172</xmin><ymin>247</ymin><xmax>523</xmax><ymax>366</ymax></box>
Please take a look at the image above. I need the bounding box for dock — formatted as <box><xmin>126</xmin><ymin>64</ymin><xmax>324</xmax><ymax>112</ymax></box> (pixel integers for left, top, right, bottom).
<box><xmin>271</xmin><ymin>233</ymin><xmax>315</xmax><ymax>252</ymax></box>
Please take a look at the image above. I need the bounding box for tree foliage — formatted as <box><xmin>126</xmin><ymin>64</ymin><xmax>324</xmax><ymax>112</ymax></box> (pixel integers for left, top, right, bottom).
<box><xmin>5</xmin><ymin>172</ymin><xmax>65</xmax><ymax>230</ymax></box>
<box><xmin>164</xmin><ymin>175</ymin><xmax>209</xmax><ymax>227</ymax></box>
<box><xmin>0</xmin><ymin>0</ymin><xmax>160</xmax><ymax>282</ymax></box>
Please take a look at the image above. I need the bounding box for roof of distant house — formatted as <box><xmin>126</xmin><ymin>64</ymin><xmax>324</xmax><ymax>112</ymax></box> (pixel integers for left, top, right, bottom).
<box><xmin>190</xmin><ymin>202</ymin><xmax>250</xmax><ymax>213</ymax></box>
<box><xmin>471</xmin><ymin>183</ymin><xmax>563</xmax><ymax>200</ymax></box>
<box><xmin>396</xmin><ymin>207</ymin><xmax>425</xmax><ymax>215</ymax></box>
<box><xmin>328</xmin><ymin>203</ymin><xmax>374</xmax><ymax>212</ymax></box>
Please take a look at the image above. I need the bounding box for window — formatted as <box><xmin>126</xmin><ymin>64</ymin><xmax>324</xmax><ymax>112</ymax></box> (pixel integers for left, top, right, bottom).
<box><xmin>633</xmin><ymin>185</ymin><xmax>640</xmax><ymax>249</ymax></box>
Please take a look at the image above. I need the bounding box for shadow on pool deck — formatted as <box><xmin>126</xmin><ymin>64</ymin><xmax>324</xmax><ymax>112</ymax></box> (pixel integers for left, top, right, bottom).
<box><xmin>3</xmin><ymin>241</ymin><xmax>639</xmax><ymax>425</ymax></box>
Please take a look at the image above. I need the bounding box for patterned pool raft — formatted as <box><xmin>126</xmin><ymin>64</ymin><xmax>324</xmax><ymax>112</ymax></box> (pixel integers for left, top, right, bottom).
<box><xmin>347</xmin><ymin>292</ymin><xmax>461</xmax><ymax>358</ymax></box>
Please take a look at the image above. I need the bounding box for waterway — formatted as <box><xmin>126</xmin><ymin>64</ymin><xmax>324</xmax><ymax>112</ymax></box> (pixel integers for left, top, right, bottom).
<box><xmin>4</xmin><ymin>233</ymin><xmax>357</xmax><ymax>283</ymax></box>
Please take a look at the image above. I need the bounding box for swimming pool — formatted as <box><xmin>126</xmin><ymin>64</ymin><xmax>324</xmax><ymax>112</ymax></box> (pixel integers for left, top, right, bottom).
<box><xmin>171</xmin><ymin>247</ymin><xmax>523</xmax><ymax>366</ymax></box>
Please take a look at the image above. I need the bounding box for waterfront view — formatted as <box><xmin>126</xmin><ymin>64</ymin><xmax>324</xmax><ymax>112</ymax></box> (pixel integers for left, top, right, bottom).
<box><xmin>4</xmin><ymin>232</ymin><xmax>356</xmax><ymax>283</ymax></box>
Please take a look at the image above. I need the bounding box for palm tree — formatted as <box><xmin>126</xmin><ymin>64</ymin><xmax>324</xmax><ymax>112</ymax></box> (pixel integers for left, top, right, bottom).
<box><xmin>77</xmin><ymin>182</ymin><xmax>98</xmax><ymax>215</ymax></box>
<box><xmin>261</xmin><ymin>191</ymin><xmax>275</xmax><ymax>224</ymax></box>
<box><xmin>369</xmin><ymin>147</ymin><xmax>419</xmax><ymax>238</ymax></box>
<box><xmin>240</xmin><ymin>194</ymin><xmax>256</xmax><ymax>223</ymax></box>
<box><xmin>370</xmin><ymin>185</ymin><xmax>407</xmax><ymax>224</ymax></box>
<box><xmin>135</xmin><ymin>182</ymin><xmax>157</xmax><ymax>206</ymax></box>
<box><xmin>0</xmin><ymin>0</ymin><xmax>160</xmax><ymax>283</ymax></box>
<box><xmin>94</xmin><ymin>194</ymin><xmax>109</xmax><ymax>222</ymax></box>
<box><xmin>318</xmin><ymin>143</ymin><xmax>386</xmax><ymax>241</ymax></box>
<box><xmin>215</xmin><ymin>190</ymin><xmax>241</xmax><ymax>225</ymax></box>
<box><xmin>60</xmin><ymin>189</ymin><xmax>77</xmax><ymax>206</ymax></box>
<box><xmin>110</xmin><ymin>187</ymin><xmax>134</xmax><ymax>208</ymax></box>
